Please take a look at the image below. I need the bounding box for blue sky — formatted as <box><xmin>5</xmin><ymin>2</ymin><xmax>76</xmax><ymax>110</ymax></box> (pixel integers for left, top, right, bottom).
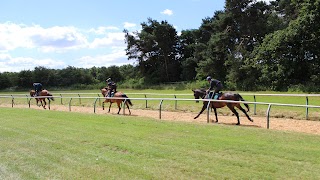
<box><xmin>0</xmin><ymin>0</ymin><xmax>271</xmax><ymax>72</ymax></box>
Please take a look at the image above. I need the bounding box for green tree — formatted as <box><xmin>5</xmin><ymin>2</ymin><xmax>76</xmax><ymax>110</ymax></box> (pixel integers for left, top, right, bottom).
<box><xmin>17</xmin><ymin>70</ymin><xmax>33</xmax><ymax>89</ymax></box>
<box><xmin>124</xmin><ymin>18</ymin><xmax>181</xmax><ymax>84</ymax></box>
<box><xmin>0</xmin><ymin>73</ymin><xmax>12</xmax><ymax>89</ymax></box>
<box><xmin>252</xmin><ymin>0</ymin><xmax>320</xmax><ymax>91</ymax></box>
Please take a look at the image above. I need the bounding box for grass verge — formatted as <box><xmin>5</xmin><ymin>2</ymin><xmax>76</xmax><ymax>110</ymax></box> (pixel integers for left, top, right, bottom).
<box><xmin>0</xmin><ymin>108</ymin><xmax>320</xmax><ymax>179</ymax></box>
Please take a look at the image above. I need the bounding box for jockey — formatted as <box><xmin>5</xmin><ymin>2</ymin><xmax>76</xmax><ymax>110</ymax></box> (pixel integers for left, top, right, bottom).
<box><xmin>105</xmin><ymin>78</ymin><xmax>117</xmax><ymax>97</ymax></box>
<box><xmin>33</xmin><ymin>82</ymin><xmax>43</xmax><ymax>96</ymax></box>
<box><xmin>206</xmin><ymin>76</ymin><xmax>223</xmax><ymax>99</ymax></box>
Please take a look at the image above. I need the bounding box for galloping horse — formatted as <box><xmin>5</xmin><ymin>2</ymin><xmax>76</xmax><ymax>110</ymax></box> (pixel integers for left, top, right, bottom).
<box><xmin>192</xmin><ymin>89</ymin><xmax>253</xmax><ymax>125</ymax></box>
<box><xmin>29</xmin><ymin>90</ymin><xmax>54</xmax><ymax>109</ymax></box>
<box><xmin>101</xmin><ymin>88</ymin><xmax>133</xmax><ymax>115</ymax></box>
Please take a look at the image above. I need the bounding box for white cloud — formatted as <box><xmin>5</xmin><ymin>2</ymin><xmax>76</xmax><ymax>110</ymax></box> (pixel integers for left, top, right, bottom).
<box><xmin>0</xmin><ymin>22</ymin><xmax>88</xmax><ymax>53</ymax></box>
<box><xmin>161</xmin><ymin>9</ymin><xmax>173</xmax><ymax>16</ymax></box>
<box><xmin>88</xmin><ymin>26</ymin><xmax>119</xmax><ymax>35</ymax></box>
<box><xmin>0</xmin><ymin>53</ymin><xmax>66</xmax><ymax>72</ymax></box>
<box><xmin>0</xmin><ymin>22</ymin><xmax>133</xmax><ymax>72</ymax></box>
<box><xmin>258</xmin><ymin>0</ymin><xmax>275</xmax><ymax>4</ymax></box>
<box><xmin>123</xmin><ymin>22</ymin><xmax>136</xmax><ymax>29</ymax></box>
<box><xmin>30</xmin><ymin>26</ymin><xmax>88</xmax><ymax>52</ymax></box>
<box><xmin>89</xmin><ymin>32</ymin><xmax>125</xmax><ymax>49</ymax></box>
<box><xmin>77</xmin><ymin>48</ymin><xmax>131</xmax><ymax>68</ymax></box>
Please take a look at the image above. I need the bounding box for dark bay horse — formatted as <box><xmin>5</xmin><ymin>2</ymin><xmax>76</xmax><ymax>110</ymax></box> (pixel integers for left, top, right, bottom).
<box><xmin>101</xmin><ymin>88</ymin><xmax>133</xmax><ymax>115</ymax></box>
<box><xmin>30</xmin><ymin>90</ymin><xmax>54</xmax><ymax>109</ymax></box>
<box><xmin>192</xmin><ymin>89</ymin><xmax>253</xmax><ymax>125</ymax></box>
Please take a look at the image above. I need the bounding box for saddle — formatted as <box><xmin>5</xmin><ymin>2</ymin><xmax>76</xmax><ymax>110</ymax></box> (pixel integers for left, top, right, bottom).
<box><xmin>207</xmin><ymin>92</ymin><xmax>222</xmax><ymax>100</ymax></box>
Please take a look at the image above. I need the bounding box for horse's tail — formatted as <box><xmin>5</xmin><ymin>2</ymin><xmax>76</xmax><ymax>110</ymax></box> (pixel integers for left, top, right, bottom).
<box><xmin>122</xmin><ymin>94</ymin><xmax>133</xmax><ymax>106</ymax></box>
<box><xmin>235</xmin><ymin>93</ymin><xmax>249</xmax><ymax>112</ymax></box>
<box><xmin>47</xmin><ymin>92</ymin><xmax>54</xmax><ymax>101</ymax></box>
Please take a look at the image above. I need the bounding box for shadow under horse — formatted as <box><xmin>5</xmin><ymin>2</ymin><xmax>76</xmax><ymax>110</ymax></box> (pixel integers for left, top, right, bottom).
<box><xmin>192</xmin><ymin>89</ymin><xmax>253</xmax><ymax>125</ymax></box>
<box><xmin>101</xmin><ymin>88</ymin><xmax>133</xmax><ymax>115</ymax></box>
<box><xmin>30</xmin><ymin>90</ymin><xmax>54</xmax><ymax>109</ymax></box>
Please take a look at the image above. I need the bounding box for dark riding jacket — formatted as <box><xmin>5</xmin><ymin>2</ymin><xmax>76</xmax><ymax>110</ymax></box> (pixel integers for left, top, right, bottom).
<box><xmin>33</xmin><ymin>83</ymin><xmax>43</xmax><ymax>92</ymax></box>
<box><xmin>106</xmin><ymin>82</ymin><xmax>117</xmax><ymax>97</ymax></box>
<box><xmin>208</xmin><ymin>79</ymin><xmax>222</xmax><ymax>93</ymax></box>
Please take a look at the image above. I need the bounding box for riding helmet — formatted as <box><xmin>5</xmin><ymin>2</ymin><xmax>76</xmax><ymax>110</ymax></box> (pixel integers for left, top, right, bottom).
<box><xmin>206</xmin><ymin>76</ymin><xmax>212</xmax><ymax>81</ymax></box>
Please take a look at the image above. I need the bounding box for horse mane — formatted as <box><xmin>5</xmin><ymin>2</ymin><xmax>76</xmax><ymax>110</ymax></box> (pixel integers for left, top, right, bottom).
<box><xmin>193</xmin><ymin>88</ymin><xmax>206</xmax><ymax>93</ymax></box>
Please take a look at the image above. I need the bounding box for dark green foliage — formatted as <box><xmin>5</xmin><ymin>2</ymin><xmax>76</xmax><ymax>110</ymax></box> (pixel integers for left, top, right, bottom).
<box><xmin>1</xmin><ymin>0</ymin><xmax>320</xmax><ymax>92</ymax></box>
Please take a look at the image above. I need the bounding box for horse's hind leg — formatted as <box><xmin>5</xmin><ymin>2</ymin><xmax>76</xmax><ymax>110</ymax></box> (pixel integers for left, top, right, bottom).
<box><xmin>40</xmin><ymin>100</ymin><xmax>46</xmax><ymax>109</ymax></box>
<box><xmin>227</xmin><ymin>104</ymin><xmax>240</xmax><ymax>125</ymax></box>
<box><xmin>126</xmin><ymin>102</ymin><xmax>131</xmax><ymax>115</ymax></box>
<box><xmin>237</xmin><ymin>105</ymin><xmax>253</xmax><ymax>122</ymax></box>
<box><xmin>108</xmin><ymin>103</ymin><xmax>112</xmax><ymax>113</ymax></box>
<box><xmin>117</xmin><ymin>102</ymin><xmax>121</xmax><ymax>114</ymax></box>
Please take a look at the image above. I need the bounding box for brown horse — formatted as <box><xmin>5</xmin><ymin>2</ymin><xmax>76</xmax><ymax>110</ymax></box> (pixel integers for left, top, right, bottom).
<box><xmin>101</xmin><ymin>88</ymin><xmax>133</xmax><ymax>114</ymax></box>
<box><xmin>192</xmin><ymin>89</ymin><xmax>253</xmax><ymax>125</ymax></box>
<box><xmin>29</xmin><ymin>89</ymin><xmax>54</xmax><ymax>109</ymax></box>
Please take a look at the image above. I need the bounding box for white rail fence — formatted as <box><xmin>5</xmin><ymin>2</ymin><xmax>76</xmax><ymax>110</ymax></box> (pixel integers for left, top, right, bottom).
<box><xmin>1</xmin><ymin>92</ymin><xmax>320</xmax><ymax>119</ymax></box>
<box><xmin>1</xmin><ymin>94</ymin><xmax>320</xmax><ymax>129</ymax></box>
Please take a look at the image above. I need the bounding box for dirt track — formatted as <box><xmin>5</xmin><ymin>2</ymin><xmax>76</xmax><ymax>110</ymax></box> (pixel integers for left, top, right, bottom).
<box><xmin>3</xmin><ymin>104</ymin><xmax>320</xmax><ymax>135</ymax></box>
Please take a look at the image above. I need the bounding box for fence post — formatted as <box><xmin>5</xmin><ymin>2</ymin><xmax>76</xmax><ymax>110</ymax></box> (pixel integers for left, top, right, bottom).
<box><xmin>11</xmin><ymin>95</ymin><xmax>14</xmax><ymax>108</ymax></box>
<box><xmin>25</xmin><ymin>95</ymin><xmax>29</xmax><ymax>105</ymax></box>
<box><xmin>69</xmin><ymin>98</ymin><xmax>73</xmax><ymax>111</ymax></box>
<box><xmin>28</xmin><ymin>98</ymin><xmax>31</xmax><ymax>108</ymax></box>
<box><xmin>78</xmin><ymin>94</ymin><xmax>81</xmax><ymax>104</ymax></box>
<box><xmin>60</xmin><ymin>94</ymin><xmax>63</xmax><ymax>105</ymax></box>
<box><xmin>206</xmin><ymin>99</ymin><xmax>211</xmax><ymax>123</ymax></box>
<box><xmin>306</xmin><ymin>96</ymin><xmax>309</xmax><ymax>120</ymax></box>
<box><xmin>266</xmin><ymin>104</ymin><xmax>272</xmax><ymax>129</ymax></box>
<box><xmin>97</xmin><ymin>94</ymin><xmax>101</xmax><ymax>105</ymax></box>
<box><xmin>253</xmin><ymin>95</ymin><xmax>257</xmax><ymax>115</ymax></box>
<box><xmin>159</xmin><ymin>99</ymin><xmax>164</xmax><ymax>119</ymax></box>
<box><xmin>174</xmin><ymin>95</ymin><xmax>177</xmax><ymax>110</ymax></box>
<box><xmin>123</xmin><ymin>99</ymin><xmax>127</xmax><ymax>115</ymax></box>
<box><xmin>93</xmin><ymin>98</ymin><xmax>98</xmax><ymax>113</ymax></box>
<box><xmin>145</xmin><ymin>94</ymin><xmax>148</xmax><ymax>108</ymax></box>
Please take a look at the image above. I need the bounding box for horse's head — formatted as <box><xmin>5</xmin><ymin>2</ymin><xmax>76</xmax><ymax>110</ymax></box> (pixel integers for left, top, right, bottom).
<box><xmin>101</xmin><ymin>88</ymin><xmax>108</xmax><ymax>97</ymax></box>
<box><xmin>30</xmin><ymin>90</ymin><xmax>36</xmax><ymax>97</ymax></box>
<box><xmin>192</xmin><ymin>89</ymin><xmax>206</xmax><ymax>103</ymax></box>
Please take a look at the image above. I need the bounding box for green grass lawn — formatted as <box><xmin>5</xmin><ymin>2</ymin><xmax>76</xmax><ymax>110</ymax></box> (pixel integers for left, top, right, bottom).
<box><xmin>1</xmin><ymin>89</ymin><xmax>320</xmax><ymax>120</ymax></box>
<box><xmin>0</xmin><ymin>108</ymin><xmax>319</xmax><ymax>179</ymax></box>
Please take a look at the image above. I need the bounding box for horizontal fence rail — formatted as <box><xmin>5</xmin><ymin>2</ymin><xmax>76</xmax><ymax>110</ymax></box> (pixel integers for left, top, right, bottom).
<box><xmin>1</xmin><ymin>95</ymin><xmax>320</xmax><ymax>129</ymax></box>
<box><xmin>1</xmin><ymin>92</ymin><xmax>320</xmax><ymax>119</ymax></box>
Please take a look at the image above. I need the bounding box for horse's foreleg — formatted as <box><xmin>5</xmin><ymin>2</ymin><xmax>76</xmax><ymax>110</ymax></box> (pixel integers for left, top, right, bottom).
<box><xmin>102</xmin><ymin>101</ymin><xmax>105</xmax><ymax>110</ymax></box>
<box><xmin>194</xmin><ymin>103</ymin><xmax>207</xmax><ymax>119</ymax></box>
<box><xmin>213</xmin><ymin>108</ymin><xmax>218</xmax><ymax>123</ymax></box>
<box><xmin>227</xmin><ymin>104</ymin><xmax>240</xmax><ymax>125</ymax></box>
<box><xmin>238</xmin><ymin>105</ymin><xmax>253</xmax><ymax>122</ymax></box>
<box><xmin>36</xmin><ymin>99</ymin><xmax>40</xmax><ymax>106</ymax></box>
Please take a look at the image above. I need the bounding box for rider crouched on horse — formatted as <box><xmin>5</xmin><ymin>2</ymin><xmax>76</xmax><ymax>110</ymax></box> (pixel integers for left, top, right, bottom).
<box><xmin>105</xmin><ymin>78</ymin><xmax>117</xmax><ymax>97</ymax></box>
<box><xmin>33</xmin><ymin>82</ymin><xmax>43</xmax><ymax>96</ymax></box>
<box><xmin>206</xmin><ymin>76</ymin><xmax>223</xmax><ymax>99</ymax></box>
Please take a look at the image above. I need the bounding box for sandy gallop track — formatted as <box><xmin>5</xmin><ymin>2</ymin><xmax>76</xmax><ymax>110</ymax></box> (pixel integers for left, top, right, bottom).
<box><xmin>3</xmin><ymin>104</ymin><xmax>320</xmax><ymax>135</ymax></box>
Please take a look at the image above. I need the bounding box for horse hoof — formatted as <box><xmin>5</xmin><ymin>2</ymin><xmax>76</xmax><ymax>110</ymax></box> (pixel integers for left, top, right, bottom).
<box><xmin>194</xmin><ymin>117</ymin><xmax>198</xmax><ymax>119</ymax></box>
<box><xmin>236</xmin><ymin>123</ymin><xmax>240</xmax><ymax>125</ymax></box>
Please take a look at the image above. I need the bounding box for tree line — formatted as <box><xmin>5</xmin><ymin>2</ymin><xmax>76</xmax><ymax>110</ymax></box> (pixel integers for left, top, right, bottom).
<box><xmin>1</xmin><ymin>0</ymin><xmax>319</xmax><ymax>92</ymax></box>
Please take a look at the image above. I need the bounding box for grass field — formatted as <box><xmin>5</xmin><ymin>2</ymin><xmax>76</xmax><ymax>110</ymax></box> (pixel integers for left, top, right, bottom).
<box><xmin>0</xmin><ymin>108</ymin><xmax>320</xmax><ymax>179</ymax></box>
<box><xmin>1</xmin><ymin>89</ymin><xmax>320</xmax><ymax>120</ymax></box>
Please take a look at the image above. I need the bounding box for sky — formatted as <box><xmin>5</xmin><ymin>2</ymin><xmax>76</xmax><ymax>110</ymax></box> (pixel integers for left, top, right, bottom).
<box><xmin>0</xmin><ymin>0</ymin><xmax>272</xmax><ymax>73</ymax></box>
